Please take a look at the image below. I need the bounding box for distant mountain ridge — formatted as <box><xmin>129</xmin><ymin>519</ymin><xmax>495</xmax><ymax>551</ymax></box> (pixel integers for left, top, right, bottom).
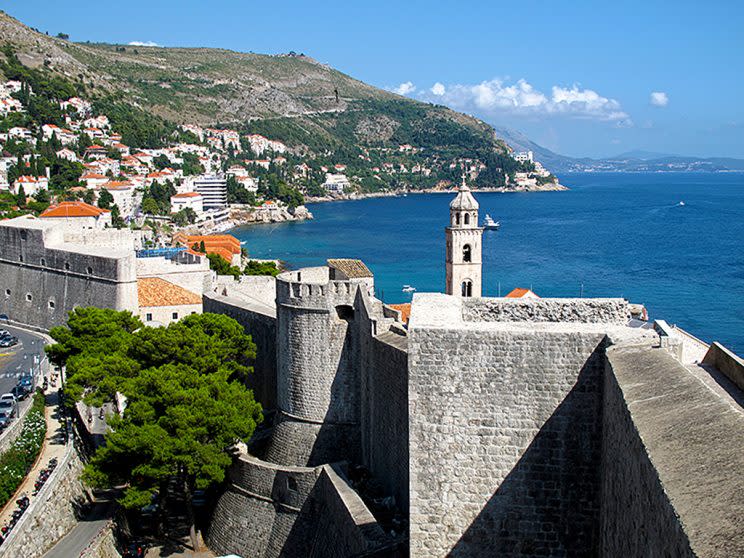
<box><xmin>494</xmin><ymin>127</ymin><xmax>744</xmax><ymax>173</ymax></box>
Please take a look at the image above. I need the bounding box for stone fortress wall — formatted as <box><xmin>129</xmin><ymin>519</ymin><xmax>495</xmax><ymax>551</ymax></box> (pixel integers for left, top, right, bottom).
<box><xmin>208</xmin><ymin>264</ymin><xmax>407</xmax><ymax>558</ymax></box>
<box><xmin>0</xmin><ymin>217</ymin><xmax>138</xmax><ymax>331</ymax></box>
<box><xmin>207</xmin><ymin>265</ymin><xmax>744</xmax><ymax>557</ymax></box>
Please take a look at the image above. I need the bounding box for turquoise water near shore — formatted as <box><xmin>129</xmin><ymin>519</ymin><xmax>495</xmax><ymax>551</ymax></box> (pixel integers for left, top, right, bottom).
<box><xmin>231</xmin><ymin>173</ymin><xmax>744</xmax><ymax>353</ymax></box>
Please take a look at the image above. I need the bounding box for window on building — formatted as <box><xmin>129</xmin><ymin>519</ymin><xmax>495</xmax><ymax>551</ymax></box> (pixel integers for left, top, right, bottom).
<box><xmin>172</xmin><ymin>312</ymin><xmax>179</xmax><ymax>320</ymax></box>
<box><xmin>48</xmin><ymin>300</ymin><xmax>55</xmax><ymax>309</ymax></box>
<box><xmin>461</xmin><ymin>280</ymin><xmax>473</xmax><ymax>298</ymax></box>
<box><xmin>20</xmin><ymin>230</ymin><xmax>27</xmax><ymax>241</ymax></box>
<box><xmin>146</xmin><ymin>313</ymin><xmax>153</xmax><ymax>321</ymax></box>
<box><xmin>25</xmin><ymin>293</ymin><xmax>32</xmax><ymax>302</ymax></box>
<box><xmin>463</xmin><ymin>244</ymin><xmax>472</xmax><ymax>262</ymax></box>
<box><xmin>86</xmin><ymin>266</ymin><xmax>93</xmax><ymax>275</ymax></box>
<box><xmin>18</xmin><ymin>255</ymin><xmax>23</xmax><ymax>262</ymax></box>
<box><xmin>455</xmin><ymin>213</ymin><xmax>460</xmax><ymax>225</ymax></box>
<box><xmin>64</xmin><ymin>262</ymin><xmax>70</xmax><ymax>271</ymax></box>
<box><xmin>464</xmin><ymin>213</ymin><xmax>470</xmax><ymax>225</ymax></box>
<box><xmin>4</xmin><ymin>289</ymin><xmax>10</xmax><ymax>297</ymax></box>
<box><xmin>40</xmin><ymin>258</ymin><xmax>46</xmax><ymax>266</ymax></box>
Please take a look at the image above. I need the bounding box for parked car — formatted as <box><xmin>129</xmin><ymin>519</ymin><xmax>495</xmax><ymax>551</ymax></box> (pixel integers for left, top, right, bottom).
<box><xmin>0</xmin><ymin>414</ymin><xmax>10</xmax><ymax>431</ymax></box>
<box><xmin>0</xmin><ymin>395</ymin><xmax>16</xmax><ymax>419</ymax></box>
<box><xmin>11</xmin><ymin>385</ymin><xmax>29</xmax><ymax>401</ymax></box>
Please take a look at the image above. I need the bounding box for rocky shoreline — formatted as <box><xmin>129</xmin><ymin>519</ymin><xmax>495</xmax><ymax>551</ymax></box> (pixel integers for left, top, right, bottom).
<box><xmin>305</xmin><ymin>181</ymin><xmax>568</xmax><ymax>204</ymax></box>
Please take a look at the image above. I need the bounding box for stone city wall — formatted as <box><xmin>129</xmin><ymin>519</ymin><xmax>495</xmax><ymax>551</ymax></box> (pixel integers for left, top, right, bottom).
<box><xmin>702</xmin><ymin>341</ymin><xmax>744</xmax><ymax>392</ymax></box>
<box><xmin>462</xmin><ymin>297</ymin><xmax>630</xmax><ymax>325</ymax></box>
<box><xmin>601</xmin><ymin>342</ymin><xmax>744</xmax><ymax>557</ymax></box>
<box><xmin>208</xmin><ymin>454</ymin><xmax>393</xmax><ymax>558</ymax></box>
<box><xmin>600</xmin><ymin>347</ymin><xmax>694</xmax><ymax>557</ymax></box>
<box><xmin>408</xmin><ymin>324</ymin><xmax>607</xmax><ymax>557</ymax></box>
<box><xmin>271</xmin><ymin>272</ymin><xmax>364</xmax><ymax>466</ymax></box>
<box><xmin>362</xmin><ymin>331</ymin><xmax>409</xmax><ymax>512</ymax></box>
<box><xmin>0</xmin><ymin>444</ymin><xmax>88</xmax><ymax>558</ymax></box>
<box><xmin>203</xmin><ymin>292</ymin><xmax>277</xmax><ymax>410</ymax></box>
<box><xmin>0</xmin><ymin>224</ymin><xmax>137</xmax><ymax>330</ymax></box>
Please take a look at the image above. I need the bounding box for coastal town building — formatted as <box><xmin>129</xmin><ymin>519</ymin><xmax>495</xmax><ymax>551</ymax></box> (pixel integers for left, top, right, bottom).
<box><xmin>193</xmin><ymin>174</ymin><xmax>228</xmax><ymax>210</ymax></box>
<box><xmin>170</xmin><ymin>192</ymin><xmax>204</xmax><ymax>215</ymax></box>
<box><xmin>322</xmin><ymin>173</ymin><xmax>350</xmax><ymax>193</ymax></box>
<box><xmin>40</xmin><ymin>201</ymin><xmax>112</xmax><ymax>230</ymax></box>
<box><xmin>137</xmin><ymin>277</ymin><xmax>203</xmax><ymax>326</ymax></box>
<box><xmin>513</xmin><ymin>150</ymin><xmax>534</xmax><ymax>164</ymax></box>
<box><xmin>13</xmin><ymin>175</ymin><xmax>48</xmax><ymax>196</ymax></box>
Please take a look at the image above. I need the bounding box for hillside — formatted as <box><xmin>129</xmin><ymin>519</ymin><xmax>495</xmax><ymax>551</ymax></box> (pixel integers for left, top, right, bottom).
<box><xmin>0</xmin><ymin>11</ymin><xmax>530</xmax><ymax>189</ymax></box>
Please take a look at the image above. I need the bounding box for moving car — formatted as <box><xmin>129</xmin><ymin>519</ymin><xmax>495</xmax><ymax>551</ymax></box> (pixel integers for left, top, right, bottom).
<box><xmin>11</xmin><ymin>385</ymin><xmax>30</xmax><ymax>401</ymax></box>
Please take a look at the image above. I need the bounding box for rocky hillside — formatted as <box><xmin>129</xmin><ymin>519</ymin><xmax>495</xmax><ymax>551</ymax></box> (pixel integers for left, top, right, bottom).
<box><xmin>0</xmin><ymin>11</ymin><xmax>531</xmax><ymax>188</ymax></box>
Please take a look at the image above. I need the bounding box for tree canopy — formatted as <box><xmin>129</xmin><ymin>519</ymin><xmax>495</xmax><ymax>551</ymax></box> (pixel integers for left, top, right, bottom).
<box><xmin>46</xmin><ymin>308</ymin><xmax>262</xmax><ymax>508</ymax></box>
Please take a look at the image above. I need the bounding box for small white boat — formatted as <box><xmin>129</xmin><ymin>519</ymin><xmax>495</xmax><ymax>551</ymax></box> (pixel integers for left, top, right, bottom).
<box><xmin>678</xmin><ymin>201</ymin><xmax>685</xmax><ymax>206</ymax></box>
<box><xmin>483</xmin><ymin>214</ymin><xmax>500</xmax><ymax>230</ymax></box>
<box><xmin>402</xmin><ymin>285</ymin><xmax>416</xmax><ymax>293</ymax></box>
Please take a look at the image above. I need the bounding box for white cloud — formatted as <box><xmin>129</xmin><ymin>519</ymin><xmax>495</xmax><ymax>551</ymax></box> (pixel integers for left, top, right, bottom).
<box><xmin>393</xmin><ymin>81</ymin><xmax>416</xmax><ymax>95</ymax></box>
<box><xmin>128</xmin><ymin>41</ymin><xmax>160</xmax><ymax>47</ymax></box>
<box><xmin>419</xmin><ymin>78</ymin><xmax>629</xmax><ymax>122</ymax></box>
<box><xmin>650</xmin><ymin>91</ymin><xmax>669</xmax><ymax>107</ymax></box>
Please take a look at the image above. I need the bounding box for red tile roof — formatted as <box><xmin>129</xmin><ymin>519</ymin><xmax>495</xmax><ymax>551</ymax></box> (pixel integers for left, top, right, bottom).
<box><xmin>505</xmin><ymin>288</ymin><xmax>540</xmax><ymax>299</ymax></box>
<box><xmin>388</xmin><ymin>303</ymin><xmax>411</xmax><ymax>324</ymax></box>
<box><xmin>138</xmin><ymin>278</ymin><xmax>202</xmax><ymax>307</ymax></box>
<box><xmin>40</xmin><ymin>201</ymin><xmax>110</xmax><ymax>218</ymax></box>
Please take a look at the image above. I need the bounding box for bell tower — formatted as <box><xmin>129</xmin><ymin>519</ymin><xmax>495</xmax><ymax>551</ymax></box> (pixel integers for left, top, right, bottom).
<box><xmin>445</xmin><ymin>176</ymin><xmax>483</xmax><ymax>297</ymax></box>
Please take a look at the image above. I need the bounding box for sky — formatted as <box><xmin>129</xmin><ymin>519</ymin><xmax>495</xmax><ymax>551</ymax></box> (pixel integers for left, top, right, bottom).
<box><xmin>4</xmin><ymin>0</ymin><xmax>744</xmax><ymax>158</ymax></box>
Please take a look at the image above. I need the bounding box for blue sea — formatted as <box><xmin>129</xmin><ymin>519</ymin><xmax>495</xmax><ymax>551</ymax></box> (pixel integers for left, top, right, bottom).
<box><xmin>231</xmin><ymin>173</ymin><xmax>744</xmax><ymax>354</ymax></box>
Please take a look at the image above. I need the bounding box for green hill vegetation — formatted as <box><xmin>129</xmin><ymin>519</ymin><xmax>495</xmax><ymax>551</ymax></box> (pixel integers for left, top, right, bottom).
<box><xmin>0</xmin><ymin>10</ymin><xmax>531</xmax><ymax>190</ymax></box>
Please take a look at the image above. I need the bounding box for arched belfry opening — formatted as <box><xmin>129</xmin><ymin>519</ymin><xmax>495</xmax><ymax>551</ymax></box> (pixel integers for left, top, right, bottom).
<box><xmin>464</xmin><ymin>213</ymin><xmax>470</xmax><ymax>225</ymax></box>
<box><xmin>463</xmin><ymin>244</ymin><xmax>472</xmax><ymax>262</ymax></box>
<box><xmin>461</xmin><ymin>280</ymin><xmax>473</xmax><ymax>297</ymax></box>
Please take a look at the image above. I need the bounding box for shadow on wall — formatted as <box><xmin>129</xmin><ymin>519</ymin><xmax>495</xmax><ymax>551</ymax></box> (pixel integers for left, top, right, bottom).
<box><xmin>306</xmin><ymin>304</ymin><xmax>361</xmax><ymax>467</ymax></box>
<box><xmin>449</xmin><ymin>349</ymin><xmax>605</xmax><ymax>557</ymax></box>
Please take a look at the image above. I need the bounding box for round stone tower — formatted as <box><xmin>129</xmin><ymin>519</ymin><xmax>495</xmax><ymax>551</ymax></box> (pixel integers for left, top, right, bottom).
<box><xmin>446</xmin><ymin>176</ymin><xmax>484</xmax><ymax>297</ymax></box>
<box><xmin>263</xmin><ymin>265</ymin><xmax>371</xmax><ymax>467</ymax></box>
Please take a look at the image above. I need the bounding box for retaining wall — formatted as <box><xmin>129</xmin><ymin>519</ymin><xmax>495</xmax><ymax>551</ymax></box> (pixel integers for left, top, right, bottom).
<box><xmin>0</xmin><ymin>443</ymin><xmax>87</xmax><ymax>558</ymax></box>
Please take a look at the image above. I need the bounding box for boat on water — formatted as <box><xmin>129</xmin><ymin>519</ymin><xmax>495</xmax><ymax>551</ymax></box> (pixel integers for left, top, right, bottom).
<box><xmin>402</xmin><ymin>285</ymin><xmax>416</xmax><ymax>293</ymax></box>
<box><xmin>483</xmin><ymin>214</ymin><xmax>500</xmax><ymax>230</ymax></box>
<box><xmin>679</xmin><ymin>201</ymin><xmax>685</xmax><ymax>206</ymax></box>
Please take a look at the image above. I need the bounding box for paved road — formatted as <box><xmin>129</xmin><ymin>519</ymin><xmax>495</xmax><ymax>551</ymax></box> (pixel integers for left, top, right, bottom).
<box><xmin>0</xmin><ymin>324</ymin><xmax>48</xmax><ymax>396</ymax></box>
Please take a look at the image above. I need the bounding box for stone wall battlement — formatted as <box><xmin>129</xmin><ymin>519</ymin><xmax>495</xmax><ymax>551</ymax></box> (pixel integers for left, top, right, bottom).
<box><xmin>462</xmin><ymin>297</ymin><xmax>630</xmax><ymax>324</ymax></box>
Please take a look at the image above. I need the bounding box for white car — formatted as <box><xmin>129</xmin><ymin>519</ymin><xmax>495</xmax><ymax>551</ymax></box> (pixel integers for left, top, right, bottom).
<box><xmin>0</xmin><ymin>393</ymin><xmax>16</xmax><ymax>419</ymax></box>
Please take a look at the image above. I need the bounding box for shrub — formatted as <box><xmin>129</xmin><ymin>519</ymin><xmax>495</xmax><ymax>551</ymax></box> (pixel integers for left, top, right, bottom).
<box><xmin>0</xmin><ymin>392</ymin><xmax>47</xmax><ymax>507</ymax></box>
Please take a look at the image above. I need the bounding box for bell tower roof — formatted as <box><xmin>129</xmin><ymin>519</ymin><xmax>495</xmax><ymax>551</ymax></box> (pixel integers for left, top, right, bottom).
<box><xmin>449</xmin><ymin>175</ymin><xmax>479</xmax><ymax>210</ymax></box>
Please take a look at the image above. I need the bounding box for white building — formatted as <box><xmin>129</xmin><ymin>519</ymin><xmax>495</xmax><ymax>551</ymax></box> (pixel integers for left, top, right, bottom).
<box><xmin>322</xmin><ymin>173</ymin><xmax>350</xmax><ymax>193</ymax></box>
<box><xmin>171</xmin><ymin>192</ymin><xmax>204</xmax><ymax>215</ymax></box>
<box><xmin>193</xmin><ymin>175</ymin><xmax>228</xmax><ymax>210</ymax></box>
<box><xmin>513</xmin><ymin>151</ymin><xmax>534</xmax><ymax>164</ymax></box>
<box><xmin>13</xmin><ymin>175</ymin><xmax>48</xmax><ymax>196</ymax></box>
<box><xmin>40</xmin><ymin>201</ymin><xmax>112</xmax><ymax>230</ymax></box>
<box><xmin>102</xmin><ymin>181</ymin><xmax>136</xmax><ymax>219</ymax></box>
<box><xmin>235</xmin><ymin>175</ymin><xmax>259</xmax><ymax>193</ymax></box>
